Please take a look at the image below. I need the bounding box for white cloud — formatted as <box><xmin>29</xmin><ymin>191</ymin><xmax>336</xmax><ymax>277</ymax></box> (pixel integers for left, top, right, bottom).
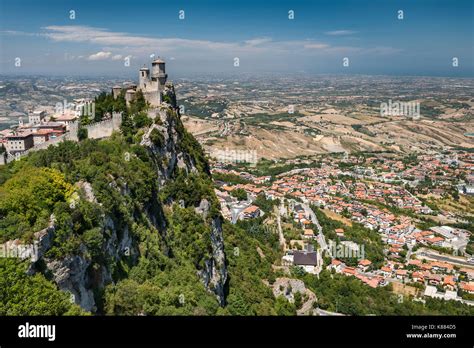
<box><xmin>304</xmin><ymin>43</ymin><xmax>330</xmax><ymax>49</ymax></box>
<box><xmin>244</xmin><ymin>37</ymin><xmax>273</xmax><ymax>46</ymax></box>
<box><xmin>87</xmin><ymin>51</ymin><xmax>112</xmax><ymax>60</ymax></box>
<box><xmin>0</xmin><ymin>30</ymin><xmax>40</xmax><ymax>37</ymax></box>
<box><xmin>39</xmin><ymin>26</ymin><xmax>335</xmax><ymax>55</ymax></box>
<box><xmin>2</xmin><ymin>26</ymin><xmax>401</xmax><ymax>68</ymax></box>
<box><xmin>38</xmin><ymin>26</ymin><xmax>400</xmax><ymax>59</ymax></box>
<box><xmin>325</xmin><ymin>30</ymin><xmax>357</xmax><ymax>36</ymax></box>
<box><xmin>41</xmin><ymin>25</ymin><xmax>235</xmax><ymax>52</ymax></box>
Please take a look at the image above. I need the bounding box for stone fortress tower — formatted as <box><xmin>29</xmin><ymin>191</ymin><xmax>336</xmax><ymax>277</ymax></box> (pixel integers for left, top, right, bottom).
<box><xmin>117</xmin><ymin>58</ymin><xmax>169</xmax><ymax>107</ymax></box>
<box><xmin>140</xmin><ymin>58</ymin><xmax>167</xmax><ymax>106</ymax></box>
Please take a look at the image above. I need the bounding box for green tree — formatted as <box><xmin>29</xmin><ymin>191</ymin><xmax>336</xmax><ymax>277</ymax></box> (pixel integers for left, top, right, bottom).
<box><xmin>133</xmin><ymin>112</ymin><xmax>153</xmax><ymax>129</ymax></box>
<box><xmin>274</xmin><ymin>296</ymin><xmax>296</xmax><ymax>315</ymax></box>
<box><xmin>0</xmin><ymin>259</ymin><xmax>85</xmax><ymax>315</ymax></box>
<box><xmin>0</xmin><ymin>167</ymin><xmax>74</xmax><ymax>242</ymax></box>
<box><xmin>231</xmin><ymin>188</ymin><xmax>248</xmax><ymax>201</ymax></box>
<box><xmin>78</xmin><ymin>127</ymin><xmax>88</xmax><ymax>141</ymax></box>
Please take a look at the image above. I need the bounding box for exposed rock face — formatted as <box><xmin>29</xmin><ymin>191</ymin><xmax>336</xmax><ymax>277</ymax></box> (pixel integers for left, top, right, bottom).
<box><xmin>10</xmin><ymin>181</ymin><xmax>138</xmax><ymax>312</ymax></box>
<box><xmin>162</xmin><ymin>83</ymin><xmax>177</xmax><ymax>108</ymax></box>
<box><xmin>195</xmin><ymin>198</ymin><xmax>211</xmax><ymax>219</ymax></box>
<box><xmin>104</xmin><ymin>216</ymin><xmax>134</xmax><ymax>263</ymax></box>
<box><xmin>272</xmin><ymin>278</ymin><xmax>307</xmax><ymax>300</ymax></box>
<box><xmin>199</xmin><ymin>215</ymin><xmax>227</xmax><ymax>306</ymax></box>
<box><xmin>46</xmin><ymin>254</ymin><xmax>96</xmax><ymax>312</ymax></box>
<box><xmin>75</xmin><ymin>181</ymin><xmax>97</xmax><ymax>203</ymax></box>
<box><xmin>1</xmin><ymin>216</ymin><xmax>54</xmax><ymax>275</ymax></box>
<box><xmin>39</xmin><ymin>208</ymin><xmax>135</xmax><ymax>312</ymax></box>
<box><xmin>141</xmin><ymin>109</ymin><xmax>201</xmax><ymax>183</ymax></box>
<box><xmin>271</xmin><ymin>277</ymin><xmax>317</xmax><ymax>316</ymax></box>
<box><xmin>8</xmin><ymin>213</ymin><xmax>98</xmax><ymax>312</ymax></box>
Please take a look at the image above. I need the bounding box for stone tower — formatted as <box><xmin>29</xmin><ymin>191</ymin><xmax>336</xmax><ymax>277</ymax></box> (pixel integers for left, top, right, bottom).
<box><xmin>151</xmin><ymin>58</ymin><xmax>167</xmax><ymax>87</ymax></box>
<box><xmin>138</xmin><ymin>58</ymin><xmax>167</xmax><ymax>106</ymax></box>
<box><xmin>112</xmin><ymin>86</ymin><xmax>122</xmax><ymax>100</ymax></box>
<box><xmin>120</xmin><ymin>58</ymin><xmax>169</xmax><ymax>107</ymax></box>
<box><xmin>139</xmin><ymin>66</ymin><xmax>150</xmax><ymax>90</ymax></box>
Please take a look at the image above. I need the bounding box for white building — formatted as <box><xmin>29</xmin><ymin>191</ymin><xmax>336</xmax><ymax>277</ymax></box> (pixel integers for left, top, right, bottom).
<box><xmin>28</xmin><ymin>110</ymin><xmax>46</xmax><ymax>125</ymax></box>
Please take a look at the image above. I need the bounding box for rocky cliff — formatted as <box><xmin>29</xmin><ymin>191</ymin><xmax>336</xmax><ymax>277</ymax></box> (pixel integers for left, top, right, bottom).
<box><xmin>15</xmin><ymin>102</ymin><xmax>228</xmax><ymax>313</ymax></box>
<box><xmin>143</xmin><ymin>107</ymin><xmax>227</xmax><ymax>305</ymax></box>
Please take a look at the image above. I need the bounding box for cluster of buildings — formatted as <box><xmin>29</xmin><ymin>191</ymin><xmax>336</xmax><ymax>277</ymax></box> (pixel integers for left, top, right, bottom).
<box><xmin>213</xmin><ymin>173</ymin><xmax>270</xmax><ymax>222</ymax></box>
<box><xmin>0</xmin><ymin>110</ymin><xmax>68</xmax><ymax>156</ymax></box>
<box><xmin>0</xmin><ymin>97</ymin><xmax>97</xmax><ymax>157</ymax></box>
<box><xmin>210</xmin><ymin>150</ymin><xmax>474</xmax><ymax>303</ymax></box>
<box><xmin>349</xmin><ymin>180</ymin><xmax>432</xmax><ymax>214</ymax></box>
<box><xmin>328</xmin><ymin>255</ymin><xmax>474</xmax><ymax>303</ymax></box>
<box><xmin>213</xmin><ymin>150</ymin><xmax>472</xmax><ymax>255</ymax></box>
<box><xmin>351</xmin><ymin>152</ymin><xmax>474</xmax><ymax>197</ymax></box>
<box><xmin>329</xmin><ymin>258</ymin><xmax>385</xmax><ymax>288</ymax></box>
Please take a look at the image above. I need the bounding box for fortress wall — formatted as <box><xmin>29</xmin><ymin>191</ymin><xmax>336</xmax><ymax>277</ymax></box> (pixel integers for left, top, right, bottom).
<box><xmin>143</xmin><ymin>91</ymin><xmax>161</xmax><ymax>107</ymax></box>
<box><xmin>74</xmin><ymin>112</ymin><xmax>123</xmax><ymax>140</ymax></box>
<box><xmin>86</xmin><ymin>119</ymin><xmax>115</xmax><ymax>139</ymax></box>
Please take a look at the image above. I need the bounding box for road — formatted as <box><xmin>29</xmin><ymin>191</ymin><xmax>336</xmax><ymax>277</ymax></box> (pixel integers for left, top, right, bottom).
<box><xmin>315</xmin><ymin>308</ymin><xmax>345</xmax><ymax>316</ymax></box>
<box><xmin>230</xmin><ymin>196</ymin><xmax>255</xmax><ymax>224</ymax></box>
<box><xmin>274</xmin><ymin>204</ymin><xmax>287</xmax><ymax>252</ymax></box>
<box><xmin>415</xmin><ymin>249</ymin><xmax>474</xmax><ymax>268</ymax></box>
<box><xmin>302</xmin><ymin>202</ymin><xmax>330</xmax><ymax>256</ymax></box>
<box><xmin>405</xmin><ymin>245</ymin><xmax>413</xmax><ymax>264</ymax></box>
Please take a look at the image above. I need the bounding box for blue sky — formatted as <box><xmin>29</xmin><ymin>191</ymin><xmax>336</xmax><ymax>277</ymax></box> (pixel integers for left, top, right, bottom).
<box><xmin>0</xmin><ymin>0</ymin><xmax>473</xmax><ymax>76</ymax></box>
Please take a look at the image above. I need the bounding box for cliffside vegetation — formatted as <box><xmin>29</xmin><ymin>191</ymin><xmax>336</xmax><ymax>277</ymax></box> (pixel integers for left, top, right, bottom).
<box><xmin>0</xmin><ymin>259</ymin><xmax>85</xmax><ymax>315</ymax></box>
<box><xmin>0</xmin><ymin>167</ymin><xmax>74</xmax><ymax>243</ymax></box>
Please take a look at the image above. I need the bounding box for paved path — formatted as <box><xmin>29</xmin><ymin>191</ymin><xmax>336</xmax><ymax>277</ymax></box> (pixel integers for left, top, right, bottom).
<box><xmin>415</xmin><ymin>249</ymin><xmax>474</xmax><ymax>268</ymax></box>
<box><xmin>230</xmin><ymin>197</ymin><xmax>254</xmax><ymax>224</ymax></box>
<box><xmin>302</xmin><ymin>202</ymin><xmax>330</xmax><ymax>256</ymax></box>
<box><xmin>315</xmin><ymin>308</ymin><xmax>345</xmax><ymax>316</ymax></box>
<box><xmin>274</xmin><ymin>204</ymin><xmax>287</xmax><ymax>252</ymax></box>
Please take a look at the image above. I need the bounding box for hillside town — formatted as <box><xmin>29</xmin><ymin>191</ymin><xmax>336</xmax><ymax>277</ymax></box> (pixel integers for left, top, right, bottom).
<box><xmin>0</xmin><ymin>101</ymin><xmax>89</xmax><ymax>163</ymax></box>
<box><xmin>211</xmin><ymin>149</ymin><xmax>474</xmax><ymax>305</ymax></box>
